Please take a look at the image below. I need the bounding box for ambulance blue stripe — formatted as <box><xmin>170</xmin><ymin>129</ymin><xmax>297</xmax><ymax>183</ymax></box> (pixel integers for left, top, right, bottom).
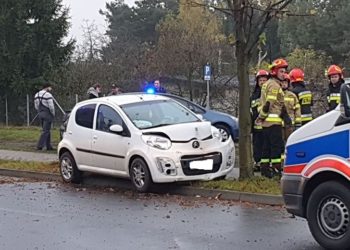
<box><xmin>285</xmin><ymin>130</ymin><xmax>349</xmax><ymax>166</ymax></box>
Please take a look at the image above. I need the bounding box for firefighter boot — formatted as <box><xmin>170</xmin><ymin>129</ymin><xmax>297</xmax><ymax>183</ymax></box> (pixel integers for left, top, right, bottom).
<box><xmin>263</xmin><ymin>165</ymin><xmax>275</xmax><ymax>179</ymax></box>
<box><xmin>254</xmin><ymin>162</ymin><xmax>261</xmax><ymax>172</ymax></box>
<box><xmin>260</xmin><ymin>162</ymin><xmax>269</xmax><ymax>177</ymax></box>
<box><xmin>272</xmin><ymin>163</ymin><xmax>283</xmax><ymax>177</ymax></box>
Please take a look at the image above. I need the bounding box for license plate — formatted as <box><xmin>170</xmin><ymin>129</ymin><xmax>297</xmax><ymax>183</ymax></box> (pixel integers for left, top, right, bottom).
<box><xmin>189</xmin><ymin>159</ymin><xmax>213</xmax><ymax>170</ymax></box>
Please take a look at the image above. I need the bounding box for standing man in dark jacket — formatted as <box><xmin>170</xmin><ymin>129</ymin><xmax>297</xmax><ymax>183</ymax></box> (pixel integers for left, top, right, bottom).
<box><xmin>289</xmin><ymin>68</ymin><xmax>313</xmax><ymax>126</ymax></box>
<box><xmin>34</xmin><ymin>83</ymin><xmax>55</xmax><ymax>150</ymax></box>
<box><xmin>251</xmin><ymin>69</ymin><xmax>269</xmax><ymax>171</ymax></box>
<box><xmin>87</xmin><ymin>83</ymin><xmax>101</xmax><ymax>99</ymax></box>
<box><xmin>327</xmin><ymin>64</ymin><xmax>344</xmax><ymax>111</ymax></box>
<box><xmin>107</xmin><ymin>84</ymin><xmax>122</xmax><ymax>96</ymax></box>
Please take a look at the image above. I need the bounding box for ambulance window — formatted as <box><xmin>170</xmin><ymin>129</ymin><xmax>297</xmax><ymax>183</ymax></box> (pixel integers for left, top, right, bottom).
<box><xmin>341</xmin><ymin>84</ymin><xmax>350</xmax><ymax>117</ymax></box>
<box><xmin>336</xmin><ymin>84</ymin><xmax>350</xmax><ymax>126</ymax></box>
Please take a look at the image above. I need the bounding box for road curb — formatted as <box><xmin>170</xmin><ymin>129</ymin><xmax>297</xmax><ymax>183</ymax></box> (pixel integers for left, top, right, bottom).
<box><xmin>0</xmin><ymin>168</ymin><xmax>61</xmax><ymax>181</ymax></box>
<box><xmin>0</xmin><ymin>168</ymin><xmax>284</xmax><ymax>206</ymax></box>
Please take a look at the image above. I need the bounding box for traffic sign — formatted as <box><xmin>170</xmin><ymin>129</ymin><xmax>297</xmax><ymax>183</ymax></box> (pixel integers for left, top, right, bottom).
<box><xmin>204</xmin><ymin>64</ymin><xmax>211</xmax><ymax>81</ymax></box>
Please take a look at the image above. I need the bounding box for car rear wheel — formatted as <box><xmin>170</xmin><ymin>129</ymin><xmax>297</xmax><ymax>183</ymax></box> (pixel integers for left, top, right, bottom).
<box><xmin>129</xmin><ymin>157</ymin><xmax>153</xmax><ymax>193</ymax></box>
<box><xmin>307</xmin><ymin>181</ymin><xmax>350</xmax><ymax>249</ymax></box>
<box><xmin>214</xmin><ymin>124</ymin><xmax>230</xmax><ymax>142</ymax></box>
<box><xmin>59</xmin><ymin>152</ymin><xmax>81</xmax><ymax>184</ymax></box>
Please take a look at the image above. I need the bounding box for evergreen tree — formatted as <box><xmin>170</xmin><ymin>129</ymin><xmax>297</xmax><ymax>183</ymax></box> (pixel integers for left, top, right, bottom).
<box><xmin>0</xmin><ymin>0</ymin><xmax>74</xmax><ymax>97</ymax></box>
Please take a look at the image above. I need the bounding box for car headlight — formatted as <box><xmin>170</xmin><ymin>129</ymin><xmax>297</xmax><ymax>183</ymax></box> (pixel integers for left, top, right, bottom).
<box><xmin>142</xmin><ymin>135</ymin><xmax>172</xmax><ymax>150</ymax></box>
<box><xmin>212</xmin><ymin>127</ymin><xmax>222</xmax><ymax>141</ymax></box>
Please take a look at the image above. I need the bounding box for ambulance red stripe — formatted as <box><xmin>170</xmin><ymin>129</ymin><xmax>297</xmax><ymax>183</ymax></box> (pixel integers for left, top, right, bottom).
<box><xmin>304</xmin><ymin>159</ymin><xmax>350</xmax><ymax>178</ymax></box>
<box><xmin>283</xmin><ymin>164</ymin><xmax>306</xmax><ymax>174</ymax></box>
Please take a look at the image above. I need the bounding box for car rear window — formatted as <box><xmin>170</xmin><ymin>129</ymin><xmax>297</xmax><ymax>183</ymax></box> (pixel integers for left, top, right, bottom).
<box><xmin>75</xmin><ymin>104</ymin><xmax>96</xmax><ymax>129</ymax></box>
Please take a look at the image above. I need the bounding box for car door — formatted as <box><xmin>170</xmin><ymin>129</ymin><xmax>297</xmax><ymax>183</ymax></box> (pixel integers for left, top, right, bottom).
<box><xmin>70</xmin><ymin>104</ymin><xmax>96</xmax><ymax>167</ymax></box>
<box><xmin>90</xmin><ymin>104</ymin><xmax>131</xmax><ymax>172</ymax></box>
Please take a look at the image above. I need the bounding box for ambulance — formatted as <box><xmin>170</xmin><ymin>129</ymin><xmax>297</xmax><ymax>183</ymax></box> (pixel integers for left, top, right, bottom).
<box><xmin>282</xmin><ymin>103</ymin><xmax>350</xmax><ymax>249</ymax></box>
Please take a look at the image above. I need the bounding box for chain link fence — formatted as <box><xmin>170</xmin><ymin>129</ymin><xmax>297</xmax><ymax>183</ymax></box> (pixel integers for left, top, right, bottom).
<box><xmin>0</xmin><ymin>84</ymin><xmax>330</xmax><ymax>127</ymax></box>
<box><xmin>0</xmin><ymin>94</ymin><xmax>80</xmax><ymax>127</ymax></box>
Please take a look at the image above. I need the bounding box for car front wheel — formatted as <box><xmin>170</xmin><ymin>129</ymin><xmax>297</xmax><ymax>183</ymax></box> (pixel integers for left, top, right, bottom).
<box><xmin>129</xmin><ymin>157</ymin><xmax>153</xmax><ymax>193</ymax></box>
<box><xmin>59</xmin><ymin>152</ymin><xmax>81</xmax><ymax>184</ymax></box>
<box><xmin>307</xmin><ymin>181</ymin><xmax>350</xmax><ymax>249</ymax></box>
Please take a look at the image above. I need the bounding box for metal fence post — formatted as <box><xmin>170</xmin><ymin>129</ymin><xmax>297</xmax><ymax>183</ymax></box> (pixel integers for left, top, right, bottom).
<box><xmin>76</xmin><ymin>94</ymin><xmax>78</xmax><ymax>104</ymax></box>
<box><xmin>26</xmin><ymin>94</ymin><xmax>30</xmax><ymax>127</ymax></box>
<box><xmin>5</xmin><ymin>96</ymin><xmax>8</xmax><ymax>127</ymax></box>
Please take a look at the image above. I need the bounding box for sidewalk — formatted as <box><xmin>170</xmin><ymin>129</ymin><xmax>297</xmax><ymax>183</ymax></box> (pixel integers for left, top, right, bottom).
<box><xmin>0</xmin><ymin>149</ymin><xmax>58</xmax><ymax>162</ymax></box>
<box><xmin>0</xmin><ymin>149</ymin><xmax>283</xmax><ymax>205</ymax></box>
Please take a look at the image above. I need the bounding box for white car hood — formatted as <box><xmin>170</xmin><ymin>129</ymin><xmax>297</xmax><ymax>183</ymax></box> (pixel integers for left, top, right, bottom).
<box><xmin>143</xmin><ymin>121</ymin><xmax>212</xmax><ymax>141</ymax></box>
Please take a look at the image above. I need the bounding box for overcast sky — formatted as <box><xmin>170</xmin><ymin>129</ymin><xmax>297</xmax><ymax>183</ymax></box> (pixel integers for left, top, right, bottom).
<box><xmin>62</xmin><ymin>0</ymin><xmax>135</xmax><ymax>43</ymax></box>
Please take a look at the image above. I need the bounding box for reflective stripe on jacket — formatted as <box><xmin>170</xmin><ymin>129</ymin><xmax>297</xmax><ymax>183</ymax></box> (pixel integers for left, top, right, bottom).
<box><xmin>283</xmin><ymin>90</ymin><xmax>301</xmax><ymax>126</ymax></box>
<box><xmin>327</xmin><ymin>82</ymin><xmax>343</xmax><ymax>111</ymax></box>
<box><xmin>259</xmin><ymin>78</ymin><xmax>284</xmax><ymax>127</ymax></box>
<box><xmin>292</xmin><ymin>83</ymin><xmax>313</xmax><ymax>122</ymax></box>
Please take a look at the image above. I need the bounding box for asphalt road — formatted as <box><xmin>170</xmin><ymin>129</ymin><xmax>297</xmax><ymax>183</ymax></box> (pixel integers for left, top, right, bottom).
<box><xmin>0</xmin><ymin>177</ymin><xmax>321</xmax><ymax>250</ymax></box>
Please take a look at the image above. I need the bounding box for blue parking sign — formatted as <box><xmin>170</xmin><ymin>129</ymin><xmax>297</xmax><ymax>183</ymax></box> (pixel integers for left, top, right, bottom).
<box><xmin>204</xmin><ymin>65</ymin><xmax>211</xmax><ymax>81</ymax></box>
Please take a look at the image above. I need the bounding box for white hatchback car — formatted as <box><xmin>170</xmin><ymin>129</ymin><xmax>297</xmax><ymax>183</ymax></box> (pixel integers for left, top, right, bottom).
<box><xmin>58</xmin><ymin>94</ymin><xmax>235</xmax><ymax>192</ymax></box>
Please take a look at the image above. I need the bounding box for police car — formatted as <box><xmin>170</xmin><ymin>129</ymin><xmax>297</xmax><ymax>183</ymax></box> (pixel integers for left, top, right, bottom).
<box><xmin>58</xmin><ymin>94</ymin><xmax>235</xmax><ymax>192</ymax></box>
<box><xmin>282</xmin><ymin>105</ymin><xmax>350</xmax><ymax>249</ymax></box>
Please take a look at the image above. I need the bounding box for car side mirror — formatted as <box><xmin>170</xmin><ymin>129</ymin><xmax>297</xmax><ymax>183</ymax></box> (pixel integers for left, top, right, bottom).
<box><xmin>109</xmin><ymin>124</ymin><xmax>123</xmax><ymax>133</ymax></box>
<box><xmin>189</xmin><ymin>106</ymin><xmax>196</xmax><ymax>112</ymax></box>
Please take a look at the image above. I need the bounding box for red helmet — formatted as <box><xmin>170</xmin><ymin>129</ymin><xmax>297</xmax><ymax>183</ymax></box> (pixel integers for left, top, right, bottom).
<box><xmin>289</xmin><ymin>68</ymin><xmax>305</xmax><ymax>83</ymax></box>
<box><xmin>327</xmin><ymin>65</ymin><xmax>343</xmax><ymax>78</ymax></box>
<box><xmin>269</xmin><ymin>58</ymin><xmax>288</xmax><ymax>75</ymax></box>
<box><xmin>283</xmin><ymin>73</ymin><xmax>290</xmax><ymax>82</ymax></box>
<box><xmin>256</xmin><ymin>69</ymin><xmax>269</xmax><ymax>79</ymax></box>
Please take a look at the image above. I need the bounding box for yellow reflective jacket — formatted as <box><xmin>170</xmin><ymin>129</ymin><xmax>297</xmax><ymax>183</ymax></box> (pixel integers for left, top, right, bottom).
<box><xmin>258</xmin><ymin>78</ymin><xmax>284</xmax><ymax>127</ymax></box>
<box><xmin>283</xmin><ymin>90</ymin><xmax>301</xmax><ymax>126</ymax></box>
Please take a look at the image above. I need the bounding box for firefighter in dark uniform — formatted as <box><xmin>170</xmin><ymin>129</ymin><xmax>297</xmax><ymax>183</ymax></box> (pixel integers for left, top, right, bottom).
<box><xmin>251</xmin><ymin>69</ymin><xmax>269</xmax><ymax>172</ymax></box>
<box><xmin>289</xmin><ymin>68</ymin><xmax>313</xmax><ymax>126</ymax></box>
<box><xmin>256</xmin><ymin>59</ymin><xmax>287</xmax><ymax>178</ymax></box>
<box><xmin>327</xmin><ymin>64</ymin><xmax>344</xmax><ymax>111</ymax></box>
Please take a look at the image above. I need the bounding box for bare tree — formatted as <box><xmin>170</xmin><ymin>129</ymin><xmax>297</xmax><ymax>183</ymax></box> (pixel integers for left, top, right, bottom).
<box><xmin>157</xmin><ymin>0</ymin><xmax>223</xmax><ymax>100</ymax></box>
<box><xmin>74</xmin><ymin>20</ymin><xmax>108</xmax><ymax>61</ymax></box>
<box><xmin>189</xmin><ymin>0</ymin><xmax>293</xmax><ymax>178</ymax></box>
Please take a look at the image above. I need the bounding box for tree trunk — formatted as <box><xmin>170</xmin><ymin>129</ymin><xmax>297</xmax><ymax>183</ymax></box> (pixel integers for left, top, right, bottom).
<box><xmin>236</xmin><ymin>45</ymin><xmax>253</xmax><ymax>179</ymax></box>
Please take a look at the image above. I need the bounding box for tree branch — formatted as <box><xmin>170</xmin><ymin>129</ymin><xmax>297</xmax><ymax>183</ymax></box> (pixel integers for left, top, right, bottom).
<box><xmin>246</xmin><ymin>0</ymin><xmax>293</xmax><ymax>55</ymax></box>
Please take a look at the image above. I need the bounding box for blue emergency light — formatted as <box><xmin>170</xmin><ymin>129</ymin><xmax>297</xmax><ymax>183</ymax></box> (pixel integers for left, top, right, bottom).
<box><xmin>145</xmin><ymin>86</ymin><xmax>156</xmax><ymax>94</ymax></box>
<box><xmin>143</xmin><ymin>81</ymin><xmax>157</xmax><ymax>94</ymax></box>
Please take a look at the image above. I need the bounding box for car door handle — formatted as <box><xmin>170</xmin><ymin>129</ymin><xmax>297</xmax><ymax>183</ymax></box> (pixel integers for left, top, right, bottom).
<box><xmin>68</xmin><ymin>131</ymin><xmax>72</xmax><ymax>135</ymax></box>
<box><xmin>93</xmin><ymin>135</ymin><xmax>98</xmax><ymax>140</ymax></box>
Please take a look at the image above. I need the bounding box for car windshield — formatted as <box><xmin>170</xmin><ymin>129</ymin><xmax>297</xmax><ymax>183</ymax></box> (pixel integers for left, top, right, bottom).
<box><xmin>121</xmin><ymin>100</ymin><xmax>200</xmax><ymax>129</ymax></box>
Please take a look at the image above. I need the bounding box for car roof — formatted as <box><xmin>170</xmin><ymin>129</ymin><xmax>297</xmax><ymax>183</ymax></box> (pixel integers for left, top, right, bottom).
<box><xmin>77</xmin><ymin>93</ymin><xmax>170</xmax><ymax>106</ymax></box>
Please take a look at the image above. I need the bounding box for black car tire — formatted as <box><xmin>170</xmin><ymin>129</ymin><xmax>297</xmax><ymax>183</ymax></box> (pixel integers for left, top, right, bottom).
<box><xmin>307</xmin><ymin>180</ymin><xmax>350</xmax><ymax>249</ymax></box>
<box><xmin>59</xmin><ymin>152</ymin><xmax>82</xmax><ymax>184</ymax></box>
<box><xmin>129</xmin><ymin>157</ymin><xmax>153</xmax><ymax>193</ymax></box>
<box><xmin>214</xmin><ymin>124</ymin><xmax>231</xmax><ymax>142</ymax></box>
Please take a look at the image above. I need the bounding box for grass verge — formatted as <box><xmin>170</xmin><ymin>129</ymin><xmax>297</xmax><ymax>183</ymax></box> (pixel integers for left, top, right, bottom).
<box><xmin>196</xmin><ymin>176</ymin><xmax>281</xmax><ymax>195</ymax></box>
<box><xmin>0</xmin><ymin>126</ymin><xmax>60</xmax><ymax>152</ymax></box>
<box><xmin>0</xmin><ymin>160</ymin><xmax>59</xmax><ymax>174</ymax></box>
<box><xmin>0</xmin><ymin>158</ymin><xmax>281</xmax><ymax>196</ymax></box>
